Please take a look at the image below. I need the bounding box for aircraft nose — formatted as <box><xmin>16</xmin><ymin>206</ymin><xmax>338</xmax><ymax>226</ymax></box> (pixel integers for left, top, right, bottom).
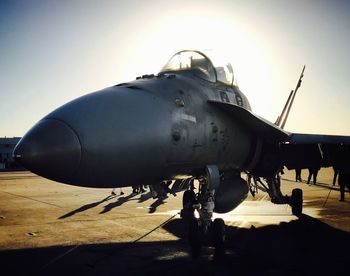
<box><xmin>13</xmin><ymin>119</ymin><xmax>81</xmax><ymax>181</ymax></box>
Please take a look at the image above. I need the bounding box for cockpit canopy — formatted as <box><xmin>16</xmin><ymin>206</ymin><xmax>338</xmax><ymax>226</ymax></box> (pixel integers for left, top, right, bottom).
<box><xmin>160</xmin><ymin>50</ymin><xmax>234</xmax><ymax>86</ymax></box>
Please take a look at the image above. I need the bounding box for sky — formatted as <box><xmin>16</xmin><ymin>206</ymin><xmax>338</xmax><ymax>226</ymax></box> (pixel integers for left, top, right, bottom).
<box><xmin>1</xmin><ymin>0</ymin><xmax>350</xmax><ymax>137</ymax></box>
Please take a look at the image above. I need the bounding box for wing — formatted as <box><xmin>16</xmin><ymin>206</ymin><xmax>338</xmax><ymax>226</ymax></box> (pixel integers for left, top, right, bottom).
<box><xmin>208</xmin><ymin>100</ymin><xmax>350</xmax><ymax>170</ymax></box>
<box><xmin>289</xmin><ymin>133</ymin><xmax>350</xmax><ymax>144</ymax></box>
<box><xmin>208</xmin><ymin>100</ymin><xmax>290</xmax><ymax>142</ymax></box>
<box><xmin>282</xmin><ymin>133</ymin><xmax>350</xmax><ymax>170</ymax></box>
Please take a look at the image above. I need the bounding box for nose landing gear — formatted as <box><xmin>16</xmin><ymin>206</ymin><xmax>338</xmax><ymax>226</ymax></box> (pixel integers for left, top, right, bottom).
<box><xmin>180</xmin><ymin>189</ymin><xmax>196</xmax><ymax>219</ymax></box>
<box><xmin>180</xmin><ymin>165</ymin><xmax>226</xmax><ymax>257</ymax></box>
<box><xmin>188</xmin><ymin>217</ymin><xmax>226</xmax><ymax>258</ymax></box>
<box><xmin>290</xmin><ymin>188</ymin><xmax>303</xmax><ymax>217</ymax></box>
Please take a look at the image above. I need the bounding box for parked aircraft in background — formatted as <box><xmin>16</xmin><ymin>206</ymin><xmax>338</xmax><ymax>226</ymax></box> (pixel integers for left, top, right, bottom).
<box><xmin>14</xmin><ymin>50</ymin><xmax>350</xmax><ymax>255</ymax></box>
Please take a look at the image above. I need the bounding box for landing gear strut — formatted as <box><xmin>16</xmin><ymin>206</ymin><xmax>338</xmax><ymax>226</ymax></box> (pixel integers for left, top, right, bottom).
<box><xmin>180</xmin><ymin>165</ymin><xmax>226</xmax><ymax>257</ymax></box>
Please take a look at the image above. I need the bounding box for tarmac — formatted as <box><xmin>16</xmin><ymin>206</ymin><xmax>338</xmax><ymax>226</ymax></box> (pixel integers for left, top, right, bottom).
<box><xmin>0</xmin><ymin>168</ymin><xmax>349</xmax><ymax>275</ymax></box>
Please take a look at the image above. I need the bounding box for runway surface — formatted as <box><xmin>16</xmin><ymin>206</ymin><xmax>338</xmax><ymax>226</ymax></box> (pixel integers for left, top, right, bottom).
<box><xmin>0</xmin><ymin>169</ymin><xmax>349</xmax><ymax>275</ymax></box>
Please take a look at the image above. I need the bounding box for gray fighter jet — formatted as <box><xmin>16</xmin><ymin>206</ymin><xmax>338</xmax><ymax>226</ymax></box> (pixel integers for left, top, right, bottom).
<box><xmin>13</xmin><ymin>50</ymin><xmax>350</xmax><ymax>255</ymax></box>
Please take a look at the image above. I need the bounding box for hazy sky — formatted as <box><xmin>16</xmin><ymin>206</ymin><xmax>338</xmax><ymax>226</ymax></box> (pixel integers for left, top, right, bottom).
<box><xmin>1</xmin><ymin>0</ymin><xmax>350</xmax><ymax>137</ymax></box>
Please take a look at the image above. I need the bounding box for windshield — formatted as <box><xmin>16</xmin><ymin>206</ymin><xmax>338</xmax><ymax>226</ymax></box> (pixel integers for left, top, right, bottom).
<box><xmin>160</xmin><ymin>50</ymin><xmax>234</xmax><ymax>85</ymax></box>
<box><xmin>160</xmin><ymin>51</ymin><xmax>216</xmax><ymax>82</ymax></box>
<box><xmin>203</xmin><ymin>50</ymin><xmax>234</xmax><ymax>85</ymax></box>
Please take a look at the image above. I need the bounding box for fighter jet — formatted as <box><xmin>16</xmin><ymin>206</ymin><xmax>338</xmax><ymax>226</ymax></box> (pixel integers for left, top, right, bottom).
<box><xmin>13</xmin><ymin>50</ymin><xmax>350</xmax><ymax>255</ymax></box>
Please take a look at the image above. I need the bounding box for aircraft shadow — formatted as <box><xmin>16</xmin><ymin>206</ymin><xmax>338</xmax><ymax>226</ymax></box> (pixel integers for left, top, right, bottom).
<box><xmin>1</xmin><ymin>214</ymin><xmax>349</xmax><ymax>275</ymax></box>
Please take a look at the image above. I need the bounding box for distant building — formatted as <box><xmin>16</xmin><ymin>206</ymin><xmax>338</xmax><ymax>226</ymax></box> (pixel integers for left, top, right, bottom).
<box><xmin>0</xmin><ymin>137</ymin><xmax>23</xmax><ymax>170</ymax></box>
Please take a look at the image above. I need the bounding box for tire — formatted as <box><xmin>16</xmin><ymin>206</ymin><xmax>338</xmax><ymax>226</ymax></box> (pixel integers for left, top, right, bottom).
<box><xmin>181</xmin><ymin>190</ymin><xmax>196</xmax><ymax>219</ymax></box>
<box><xmin>183</xmin><ymin>189</ymin><xmax>196</xmax><ymax>208</ymax></box>
<box><xmin>291</xmin><ymin>188</ymin><xmax>303</xmax><ymax>217</ymax></box>
<box><xmin>188</xmin><ymin>218</ymin><xmax>201</xmax><ymax>257</ymax></box>
<box><xmin>212</xmin><ymin>218</ymin><xmax>225</xmax><ymax>256</ymax></box>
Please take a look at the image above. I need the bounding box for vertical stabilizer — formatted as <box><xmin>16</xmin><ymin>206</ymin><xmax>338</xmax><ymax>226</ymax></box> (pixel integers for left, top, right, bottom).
<box><xmin>275</xmin><ymin>65</ymin><xmax>305</xmax><ymax>129</ymax></box>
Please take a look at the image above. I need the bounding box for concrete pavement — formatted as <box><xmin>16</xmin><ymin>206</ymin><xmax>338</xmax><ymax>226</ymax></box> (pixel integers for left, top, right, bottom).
<box><xmin>0</xmin><ymin>169</ymin><xmax>349</xmax><ymax>275</ymax></box>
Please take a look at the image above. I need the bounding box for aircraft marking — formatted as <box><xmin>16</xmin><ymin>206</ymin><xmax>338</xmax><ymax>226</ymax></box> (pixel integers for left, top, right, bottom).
<box><xmin>180</xmin><ymin>113</ymin><xmax>197</xmax><ymax>123</ymax></box>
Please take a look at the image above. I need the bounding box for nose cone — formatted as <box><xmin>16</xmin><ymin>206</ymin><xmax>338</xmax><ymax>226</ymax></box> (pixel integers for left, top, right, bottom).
<box><xmin>14</xmin><ymin>119</ymin><xmax>81</xmax><ymax>182</ymax></box>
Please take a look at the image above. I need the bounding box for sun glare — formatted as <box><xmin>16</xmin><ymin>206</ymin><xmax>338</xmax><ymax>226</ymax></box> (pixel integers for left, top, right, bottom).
<box><xmin>118</xmin><ymin>10</ymin><xmax>276</xmax><ymax>116</ymax></box>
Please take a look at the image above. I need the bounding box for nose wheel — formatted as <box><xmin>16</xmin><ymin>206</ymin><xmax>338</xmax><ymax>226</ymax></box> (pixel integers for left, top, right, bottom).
<box><xmin>180</xmin><ymin>189</ymin><xmax>196</xmax><ymax>219</ymax></box>
<box><xmin>188</xmin><ymin>218</ymin><xmax>202</xmax><ymax>257</ymax></box>
<box><xmin>212</xmin><ymin>218</ymin><xmax>225</xmax><ymax>256</ymax></box>
<box><xmin>187</xmin><ymin>218</ymin><xmax>226</xmax><ymax>258</ymax></box>
<box><xmin>290</xmin><ymin>188</ymin><xmax>303</xmax><ymax>217</ymax></box>
<box><xmin>181</xmin><ymin>165</ymin><xmax>226</xmax><ymax>257</ymax></box>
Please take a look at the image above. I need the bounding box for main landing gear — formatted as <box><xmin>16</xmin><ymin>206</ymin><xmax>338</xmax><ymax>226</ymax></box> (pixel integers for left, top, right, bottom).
<box><xmin>248</xmin><ymin>173</ymin><xmax>303</xmax><ymax>217</ymax></box>
<box><xmin>180</xmin><ymin>165</ymin><xmax>225</xmax><ymax>257</ymax></box>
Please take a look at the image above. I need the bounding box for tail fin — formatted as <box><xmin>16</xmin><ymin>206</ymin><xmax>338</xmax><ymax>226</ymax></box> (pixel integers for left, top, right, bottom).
<box><xmin>275</xmin><ymin>65</ymin><xmax>305</xmax><ymax>129</ymax></box>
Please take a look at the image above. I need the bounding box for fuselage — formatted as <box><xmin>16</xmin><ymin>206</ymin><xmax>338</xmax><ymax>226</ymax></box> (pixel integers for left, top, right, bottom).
<box><xmin>14</xmin><ymin>70</ymin><xmax>258</xmax><ymax>188</ymax></box>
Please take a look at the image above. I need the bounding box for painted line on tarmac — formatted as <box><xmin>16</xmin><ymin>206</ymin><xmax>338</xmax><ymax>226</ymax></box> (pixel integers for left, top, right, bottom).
<box><xmin>39</xmin><ymin>213</ymin><xmax>179</xmax><ymax>272</ymax></box>
<box><xmin>133</xmin><ymin>212</ymin><xmax>179</xmax><ymax>243</ymax></box>
<box><xmin>39</xmin><ymin>244</ymin><xmax>80</xmax><ymax>272</ymax></box>
<box><xmin>0</xmin><ymin>176</ymin><xmax>40</xmax><ymax>180</ymax></box>
<box><xmin>0</xmin><ymin>190</ymin><xmax>62</xmax><ymax>208</ymax></box>
<box><xmin>322</xmin><ymin>188</ymin><xmax>332</xmax><ymax>208</ymax></box>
